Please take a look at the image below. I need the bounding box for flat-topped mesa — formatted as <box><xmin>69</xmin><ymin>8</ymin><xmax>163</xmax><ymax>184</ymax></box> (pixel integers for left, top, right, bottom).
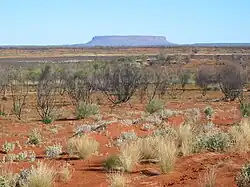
<box><xmin>81</xmin><ymin>35</ymin><xmax>174</xmax><ymax>47</ymax></box>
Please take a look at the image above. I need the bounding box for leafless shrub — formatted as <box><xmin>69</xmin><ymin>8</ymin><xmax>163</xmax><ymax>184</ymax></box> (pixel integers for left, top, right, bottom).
<box><xmin>65</xmin><ymin>69</ymin><xmax>94</xmax><ymax>108</ymax></box>
<box><xmin>96</xmin><ymin>61</ymin><xmax>141</xmax><ymax>105</ymax></box>
<box><xmin>145</xmin><ymin>66</ymin><xmax>169</xmax><ymax>101</ymax></box>
<box><xmin>36</xmin><ymin>65</ymin><xmax>57</xmax><ymax>123</ymax></box>
<box><xmin>196</xmin><ymin>65</ymin><xmax>218</xmax><ymax>96</ymax></box>
<box><xmin>217</xmin><ymin>62</ymin><xmax>246</xmax><ymax>101</ymax></box>
<box><xmin>8</xmin><ymin>67</ymin><xmax>29</xmax><ymax>120</ymax></box>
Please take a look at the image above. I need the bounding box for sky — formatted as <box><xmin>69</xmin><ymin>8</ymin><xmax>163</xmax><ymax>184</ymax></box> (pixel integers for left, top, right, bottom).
<box><xmin>1</xmin><ymin>0</ymin><xmax>250</xmax><ymax>45</ymax></box>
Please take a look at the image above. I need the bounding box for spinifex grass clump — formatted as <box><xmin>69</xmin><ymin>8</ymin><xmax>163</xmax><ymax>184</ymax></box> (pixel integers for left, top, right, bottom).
<box><xmin>107</xmin><ymin>172</ymin><xmax>127</xmax><ymax>187</ymax></box>
<box><xmin>118</xmin><ymin>142</ymin><xmax>140</xmax><ymax>172</ymax></box>
<box><xmin>23</xmin><ymin>162</ymin><xmax>56</xmax><ymax>187</ymax></box>
<box><xmin>67</xmin><ymin>134</ymin><xmax>99</xmax><ymax>160</ymax></box>
<box><xmin>157</xmin><ymin>138</ymin><xmax>177</xmax><ymax>174</ymax></box>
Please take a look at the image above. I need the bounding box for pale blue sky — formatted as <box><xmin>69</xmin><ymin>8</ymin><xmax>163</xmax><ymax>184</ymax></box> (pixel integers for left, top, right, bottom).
<box><xmin>1</xmin><ymin>0</ymin><xmax>250</xmax><ymax>45</ymax></box>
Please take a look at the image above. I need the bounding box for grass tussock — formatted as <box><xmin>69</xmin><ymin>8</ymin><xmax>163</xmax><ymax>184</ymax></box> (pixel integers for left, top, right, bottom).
<box><xmin>157</xmin><ymin>138</ymin><xmax>177</xmax><ymax>174</ymax></box>
<box><xmin>119</xmin><ymin>142</ymin><xmax>141</xmax><ymax>172</ymax></box>
<box><xmin>230</xmin><ymin>119</ymin><xmax>250</xmax><ymax>152</ymax></box>
<box><xmin>176</xmin><ymin>124</ymin><xmax>195</xmax><ymax>156</ymax></box>
<box><xmin>23</xmin><ymin>162</ymin><xmax>56</xmax><ymax>187</ymax></box>
<box><xmin>200</xmin><ymin>166</ymin><xmax>217</xmax><ymax>187</ymax></box>
<box><xmin>67</xmin><ymin>134</ymin><xmax>99</xmax><ymax>160</ymax></box>
<box><xmin>58</xmin><ymin>163</ymin><xmax>74</xmax><ymax>183</ymax></box>
<box><xmin>137</xmin><ymin>136</ymin><xmax>160</xmax><ymax>161</ymax></box>
<box><xmin>0</xmin><ymin>165</ymin><xmax>17</xmax><ymax>187</ymax></box>
<box><xmin>107</xmin><ymin>172</ymin><xmax>127</xmax><ymax>187</ymax></box>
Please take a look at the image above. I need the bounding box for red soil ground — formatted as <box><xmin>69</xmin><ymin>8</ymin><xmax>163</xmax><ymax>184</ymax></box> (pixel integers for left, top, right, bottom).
<box><xmin>0</xmin><ymin>91</ymin><xmax>247</xmax><ymax>187</ymax></box>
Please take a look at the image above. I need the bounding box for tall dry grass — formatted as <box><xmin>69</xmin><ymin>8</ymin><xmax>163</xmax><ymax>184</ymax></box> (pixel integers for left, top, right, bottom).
<box><xmin>58</xmin><ymin>163</ymin><xmax>74</xmax><ymax>183</ymax></box>
<box><xmin>23</xmin><ymin>162</ymin><xmax>56</xmax><ymax>187</ymax></box>
<box><xmin>0</xmin><ymin>165</ymin><xmax>17</xmax><ymax>187</ymax></box>
<box><xmin>157</xmin><ymin>138</ymin><xmax>177</xmax><ymax>174</ymax></box>
<box><xmin>230</xmin><ymin>119</ymin><xmax>250</xmax><ymax>152</ymax></box>
<box><xmin>107</xmin><ymin>172</ymin><xmax>127</xmax><ymax>187</ymax></box>
<box><xmin>199</xmin><ymin>166</ymin><xmax>217</xmax><ymax>187</ymax></box>
<box><xmin>67</xmin><ymin>134</ymin><xmax>99</xmax><ymax>160</ymax></box>
<box><xmin>119</xmin><ymin>141</ymin><xmax>141</xmax><ymax>172</ymax></box>
<box><xmin>137</xmin><ymin>136</ymin><xmax>160</xmax><ymax>161</ymax></box>
<box><xmin>176</xmin><ymin>124</ymin><xmax>195</xmax><ymax>156</ymax></box>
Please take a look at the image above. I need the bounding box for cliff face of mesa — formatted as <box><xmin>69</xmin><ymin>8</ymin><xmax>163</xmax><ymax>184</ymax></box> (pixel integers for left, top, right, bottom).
<box><xmin>76</xmin><ymin>35</ymin><xmax>175</xmax><ymax>47</ymax></box>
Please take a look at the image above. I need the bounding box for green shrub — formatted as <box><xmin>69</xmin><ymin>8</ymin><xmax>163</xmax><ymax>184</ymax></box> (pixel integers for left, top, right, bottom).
<box><xmin>204</xmin><ymin>106</ymin><xmax>214</xmax><ymax>119</ymax></box>
<box><xmin>236</xmin><ymin>163</ymin><xmax>250</xmax><ymax>187</ymax></box>
<box><xmin>145</xmin><ymin>99</ymin><xmax>164</xmax><ymax>114</ymax></box>
<box><xmin>2</xmin><ymin>142</ymin><xmax>15</xmax><ymax>153</ymax></box>
<box><xmin>193</xmin><ymin>131</ymin><xmax>231</xmax><ymax>153</ymax></box>
<box><xmin>240</xmin><ymin>102</ymin><xmax>250</xmax><ymax>118</ymax></box>
<box><xmin>76</xmin><ymin>102</ymin><xmax>99</xmax><ymax>119</ymax></box>
<box><xmin>103</xmin><ymin>155</ymin><xmax>122</xmax><ymax>171</ymax></box>
<box><xmin>42</xmin><ymin>117</ymin><xmax>53</xmax><ymax>124</ymax></box>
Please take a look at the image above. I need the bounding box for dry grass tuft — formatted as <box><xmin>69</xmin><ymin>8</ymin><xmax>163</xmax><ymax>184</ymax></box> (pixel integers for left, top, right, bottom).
<box><xmin>67</xmin><ymin>134</ymin><xmax>99</xmax><ymax>160</ymax></box>
<box><xmin>107</xmin><ymin>172</ymin><xmax>127</xmax><ymax>187</ymax></box>
<box><xmin>157</xmin><ymin>138</ymin><xmax>177</xmax><ymax>174</ymax></box>
<box><xmin>176</xmin><ymin>124</ymin><xmax>195</xmax><ymax>156</ymax></box>
<box><xmin>0</xmin><ymin>164</ymin><xmax>17</xmax><ymax>187</ymax></box>
<box><xmin>57</xmin><ymin>163</ymin><xmax>74</xmax><ymax>183</ymax></box>
<box><xmin>199</xmin><ymin>166</ymin><xmax>217</xmax><ymax>187</ymax></box>
<box><xmin>230</xmin><ymin>119</ymin><xmax>250</xmax><ymax>152</ymax></box>
<box><xmin>119</xmin><ymin>141</ymin><xmax>141</xmax><ymax>172</ymax></box>
<box><xmin>137</xmin><ymin>136</ymin><xmax>160</xmax><ymax>161</ymax></box>
<box><xmin>24</xmin><ymin>161</ymin><xmax>56</xmax><ymax>187</ymax></box>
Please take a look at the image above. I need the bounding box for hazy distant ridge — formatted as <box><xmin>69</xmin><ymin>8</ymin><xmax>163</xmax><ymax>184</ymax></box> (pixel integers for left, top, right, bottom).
<box><xmin>73</xmin><ymin>35</ymin><xmax>175</xmax><ymax>47</ymax></box>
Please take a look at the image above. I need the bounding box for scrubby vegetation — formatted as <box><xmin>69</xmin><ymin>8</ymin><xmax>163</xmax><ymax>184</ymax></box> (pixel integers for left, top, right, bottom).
<box><xmin>0</xmin><ymin>54</ymin><xmax>250</xmax><ymax>186</ymax></box>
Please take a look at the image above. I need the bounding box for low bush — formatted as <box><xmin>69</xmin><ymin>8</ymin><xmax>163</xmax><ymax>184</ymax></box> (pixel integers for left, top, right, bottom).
<box><xmin>45</xmin><ymin>144</ymin><xmax>62</xmax><ymax>158</ymax></box>
<box><xmin>240</xmin><ymin>102</ymin><xmax>250</xmax><ymax>118</ymax></box>
<box><xmin>2</xmin><ymin>142</ymin><xmax>15</xmax><ymax>153</ymax></box>
<box><xmin>204</xmin><ymin>106</ymin><xmax>214</xmax><ymax>119</ymax></box>
<box><xmin>193</xmin><ymin>130</ymin><xmax>231</xmax><ymax>153</ymax></box>
<box><xmin>236</xmin><ymin>163</ymin><xmax>250</xmax><ymax>187</ymax></box>
<box><xmin>103</xmin><ymin>155</ymin><xmax>123</xmax><ymax>171</ymax></box>
<box><xmin>76</xmin><ymin>102</ymin><xmax>99</xmax><ymax>119</ymax></box>
<box><xmin>145</xmin><ymin>99</ymin><xmax>164</xmax><ymax>114</ymax></box>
